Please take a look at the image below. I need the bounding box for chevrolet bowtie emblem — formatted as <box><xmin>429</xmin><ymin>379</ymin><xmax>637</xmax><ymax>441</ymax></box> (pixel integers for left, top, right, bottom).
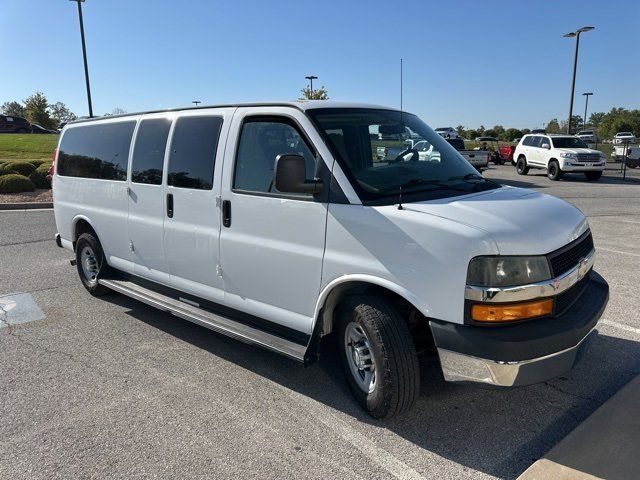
<box><xmin>577</xmin><ymin>257</ymin><xmax>589</xmax><ymax>280</ymax></box>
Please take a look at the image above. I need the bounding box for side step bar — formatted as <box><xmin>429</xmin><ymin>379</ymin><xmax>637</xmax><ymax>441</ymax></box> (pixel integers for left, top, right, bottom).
<box><xmin>98</xmin><ymin>278</ymin><xmax>307</xmax><ymax>362</ymax></box>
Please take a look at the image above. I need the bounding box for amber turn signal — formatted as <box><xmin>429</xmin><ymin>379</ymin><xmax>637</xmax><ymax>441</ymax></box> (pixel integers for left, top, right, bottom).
<box><xmin>471</xmin><ymin>299</ymin><xmax>553</xmax><ymax>323</ymax></box>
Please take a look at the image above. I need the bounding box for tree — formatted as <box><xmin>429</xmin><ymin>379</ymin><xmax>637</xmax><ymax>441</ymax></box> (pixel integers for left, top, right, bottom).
<box><xmin>24</xmin><ymin>92</ymin><xmax>56</xmax><ymax>129</ymax></box>
<box><xmin>299</xmin><ymin>85</ymin><xmax>329</xmax><ymax>100</ymax></box>
<box><xmin>455</xmin><ymin>125</ymin><xmax>466</xmax><ymax>137</ymax></box>
<box><xmin>500</xmin><ymin>128</ymin><xmax>523</xmax><ymax>142</ymax></box>
<box><xmin>111</xmin><ymin>107</ymin><xmax>127</xmax><ymax>115</ymax></box>
<box><xmin>1</xmin><ymin>101</ymin><xmax>26</xmax><ymax>118</ymax></box>
<box><xmin>588</xmin><ymin>112</ymin><xmax>605</xmax><ymax>128</ymax></box>
<box><xmin>559</xmin><ymin>115</ymin><xmax>582</xmax><ymax>134</ymax></box>
<box><xmin>49</xmin><ymin>102</ymin><xmax>77</xmax><ymax>126</ymax></box>
<box><xmin>546</xmin><ymin>118</ymin><xmax>561</xmax><ymax>134</ymax></box>
<box><xmin>465</xmin><ymin>129</ymin><xmax>478</xmax><ymax>140</ymax></box>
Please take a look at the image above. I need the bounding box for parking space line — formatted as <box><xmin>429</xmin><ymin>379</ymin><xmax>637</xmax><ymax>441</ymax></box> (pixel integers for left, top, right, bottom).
<box><xmin>600</xmin><ymin>320</ymin><xmax>640</xmax><ymax>335</ymax></box>
<box><xmin>596</xmin><ymin>247</ymin><xmax>640</xmax><ymax>258</ymax></box>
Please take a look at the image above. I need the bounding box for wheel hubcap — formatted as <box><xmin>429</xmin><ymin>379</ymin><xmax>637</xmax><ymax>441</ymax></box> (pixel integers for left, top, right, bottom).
<box><xmin>344</xmin><ymin>322</ymin><xmax>376</xmax><ymax>393</ymax></box>
<box><xmin>80</xmin><ymin>246</ymin><xmax>99</xmax><ymax>284</ymax></box>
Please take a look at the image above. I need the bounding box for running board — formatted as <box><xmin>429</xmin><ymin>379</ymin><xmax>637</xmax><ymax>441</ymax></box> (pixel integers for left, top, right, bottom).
<box><xmin>98</xmin><ymin>278</ymin><xmax>306</xmax><ymax>362</ymax></box>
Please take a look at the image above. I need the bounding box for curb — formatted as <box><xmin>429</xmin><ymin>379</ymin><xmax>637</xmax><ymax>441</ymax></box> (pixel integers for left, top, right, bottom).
<box><xmin>0</xmin><ymin>202</ymin><xmax>53</xmax><ymax>210</ymax></box>
<box><xmin>518</xmin><ymin>375</ymin><xmax>640</xmax><ymax>480</ymax></box>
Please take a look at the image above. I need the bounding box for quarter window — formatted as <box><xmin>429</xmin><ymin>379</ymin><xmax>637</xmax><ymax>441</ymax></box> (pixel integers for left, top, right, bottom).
<box><xmin>131</xmin><ymin>118</ymin><xmax>171</xmax><ymax>185</ymax></box>
<box><xmin>168</xmin><ymin>116</ymin><xmax>223</xmax><ymax>190</ymax></box>
<box><xmin>57</xmin><ymin>121</ymin><xmax>136</xmax><ymax>180</ymax></box>
<box><xmin>233</xmin><ymin>119</ymin><xmax>316</xmax><ymax>194</ymax></box>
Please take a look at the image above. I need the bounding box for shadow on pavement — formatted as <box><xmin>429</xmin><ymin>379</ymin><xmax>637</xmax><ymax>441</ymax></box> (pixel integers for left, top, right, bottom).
<box><xmin>108</xmin><ymin>294</ymin><xmax>640</xmax><ymax>480</ymax></box>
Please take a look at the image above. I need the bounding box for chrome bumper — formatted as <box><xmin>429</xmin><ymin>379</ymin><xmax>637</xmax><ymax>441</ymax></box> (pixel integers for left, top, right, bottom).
<box><xmin>437</xmin><ymin>329</ymin><xmax>596</xmax><ymax>387</ymax></box>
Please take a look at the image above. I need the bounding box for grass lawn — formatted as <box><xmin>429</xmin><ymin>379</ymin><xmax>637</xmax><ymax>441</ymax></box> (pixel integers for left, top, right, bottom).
<box><xmin>0</xmin><ymin>134</ymin><xmax>59</xmax><ymax>161</ymax></box>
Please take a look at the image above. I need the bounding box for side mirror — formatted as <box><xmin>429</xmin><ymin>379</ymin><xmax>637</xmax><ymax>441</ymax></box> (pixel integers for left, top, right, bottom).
<box><xmin>274</xmin><ymin>154</ymin><xmax>323</xmax><ymax>195</ymax></box>
<box><xmin>541</xmin><ymin>143</ymin><xmax>550</xmax><ymax>149</ymax></box>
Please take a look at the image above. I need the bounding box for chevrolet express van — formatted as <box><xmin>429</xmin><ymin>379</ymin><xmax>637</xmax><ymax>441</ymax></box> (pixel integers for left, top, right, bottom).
<box><xmin>53</xmin><ymin>102</ymin><xmax>609</xmax><ymax>419</ymax></box>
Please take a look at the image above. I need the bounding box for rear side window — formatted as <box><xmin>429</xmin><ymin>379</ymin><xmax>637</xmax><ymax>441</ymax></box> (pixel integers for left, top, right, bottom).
<box><xmin>58</xmin><ymin>121</ymin><xmax>136</xmax><ymax>180</ymax></box>
<box><xmin>131</xmin><ymin>118</ymin><xmax>171</xmax><ymax>185</ymax></box>
<box><xmin>168</xmin><ymin>116</ymin><xmax>223</xmax><ymax>190</ymax></box>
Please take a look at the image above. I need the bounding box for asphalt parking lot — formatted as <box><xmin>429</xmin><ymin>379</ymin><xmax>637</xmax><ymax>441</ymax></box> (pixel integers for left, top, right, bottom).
<box><xmin>1</xmin><ymin>165</ymin><xmax>639</xmax><ymax>480</ymax></box>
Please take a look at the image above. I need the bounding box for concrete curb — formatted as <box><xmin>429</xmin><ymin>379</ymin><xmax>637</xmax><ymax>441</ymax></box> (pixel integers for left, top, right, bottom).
<box><xmin>0</xmin><ymin>202</ymin><xmax>53</xmax><ymax>210</ymax></box>
<box><xmin>518</xmin><ymin>375</ymin><xmax>640</xmax><ymax>480</ymax></box>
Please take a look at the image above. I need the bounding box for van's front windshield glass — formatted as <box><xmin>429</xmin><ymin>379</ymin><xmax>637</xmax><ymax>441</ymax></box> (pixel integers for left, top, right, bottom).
<box><xmin>308</xmin><ymin>108</ymin><xmax>499</xmax><ymax>204</ymax></box>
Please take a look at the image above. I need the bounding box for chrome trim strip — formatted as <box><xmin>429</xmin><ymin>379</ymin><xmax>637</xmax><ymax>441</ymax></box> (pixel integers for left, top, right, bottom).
<box><xmin>465</xmin><ymin>249</ymin><xmax>595</xmax><ymax>303</ymax></box>
<box><xmin>437</xmin><ymin>329</ymin><xmax>596</xmax><ymax>387</ymax></box>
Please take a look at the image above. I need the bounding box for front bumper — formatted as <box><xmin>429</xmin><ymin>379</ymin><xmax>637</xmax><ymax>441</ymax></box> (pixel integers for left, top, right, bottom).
<box><xmin>561</xmin><ymin>162</ymin><xmax>605</xmax><ymax>172</ymax></box>
<box><xmin>431</xmin><ymin>271</ymin><xmax>608</xmax><ymax>387</ymax></box>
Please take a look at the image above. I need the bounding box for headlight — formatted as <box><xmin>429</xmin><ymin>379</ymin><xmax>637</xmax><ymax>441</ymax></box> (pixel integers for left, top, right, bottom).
<box><xmin>467</xmin><ymin>256</ymin><xmax>551</xmax><ymax>287</ymax></box>
<box><xmin>560</xmin><ymin>152</ymin><xmax>576</xmax><ymax>158</ymax></box>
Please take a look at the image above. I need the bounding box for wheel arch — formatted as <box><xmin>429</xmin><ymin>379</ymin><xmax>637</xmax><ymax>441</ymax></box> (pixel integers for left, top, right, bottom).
<box><xmin>71</xmin><ymin>215</ymin><xmax>100</xmax><ymax>251</ymax></box>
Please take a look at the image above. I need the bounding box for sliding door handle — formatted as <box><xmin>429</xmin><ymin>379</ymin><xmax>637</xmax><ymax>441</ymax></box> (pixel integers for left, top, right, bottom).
<box><xmin>167</xmin><ymin>193</ymin><xmax>174</xmax><ymax>218</ymax></box>
<box><xmin>222</xmin><ymin>200</ymin><xmax>231</xmax><ymax>227</ymax></box>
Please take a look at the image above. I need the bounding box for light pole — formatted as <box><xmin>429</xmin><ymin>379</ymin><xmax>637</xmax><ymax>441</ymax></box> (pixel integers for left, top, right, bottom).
<box><xmin>70</xmin><ymin>0</ymin><xmax>93</xmax><ymax>118</ymax></box>
<box><xmin>582</xmin><ymin>92</ymin><xmax>593</xmax><ymax>130</ymax></box>
<box><xmin>305</xmin><ymin>75</ymin><xmax>318</xmax><ymax>96</ymax></box>
<box><xmin>192</xmin><ymin>100</ymin><xmax>201</xmax><ymax>107</ymax></box>
<box><xmin>563</xmin><ymin>26</ymin><xmax>594</xmax><ymax>134</ymax></box>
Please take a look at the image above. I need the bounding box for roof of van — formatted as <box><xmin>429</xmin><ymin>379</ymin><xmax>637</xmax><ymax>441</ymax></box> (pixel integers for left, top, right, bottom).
<box><xmin>67</xmin><ymin>101</ymin><xmax>396</xmax><ymax>125</ymax></box>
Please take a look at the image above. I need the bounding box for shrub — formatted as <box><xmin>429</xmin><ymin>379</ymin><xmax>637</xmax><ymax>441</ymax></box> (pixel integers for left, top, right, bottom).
<box><xmin>0</xmin><ymin>167</ymin><xmax>18</xmax><ymax>177</ymax></box>
<box><xmin>2</xmin><ymin>161</ymin><xmax>37</xmax><ymax>176</ymax></box>
<box><xmin>35</xmin><ymin>162</ymin><xmax>52</xmax><ymax>174</ymax></box>
<box><xmin>0</xmin><ymin>174</ymin><xmax>36</xmax><ymax>193</ymax></box>
<box><xmin>29</xmin><ymin>170</ymin><xmax>50</xmax><ymax>189</ymax></box>
<box><xmin>30</xmin><ymin>159</ymin><xmax>52</xmax><ymax>167</ymax></box>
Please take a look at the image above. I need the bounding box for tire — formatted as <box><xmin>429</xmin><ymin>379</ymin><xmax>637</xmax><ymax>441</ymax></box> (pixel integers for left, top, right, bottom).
<box><xmin>585</xmin><ymin>171</ymin><xmax>602</xmax><ymax>181</ymax></box>
<box><xmin>17</xmin><ymin>128</ymin><xmax>27</xmax><ymax>134</ymax></box>
<box><xmin>516</xmin><ymin>157</ymin><xmax>529</xmax><ymax>175</ymax></box>
<box><xmin>75</xmin><ymin>232</ymin><xmax>111</xmax><ymax>296</ymax></box>
<box><xmin>337</xmin><ymin>294</ymin><xmax>419</xmax><ymax>420</ymax></box>
<box><xmin>547</xmin><ymin>160</ymin><xmax>563</xmax><ymax>181</ymax></box>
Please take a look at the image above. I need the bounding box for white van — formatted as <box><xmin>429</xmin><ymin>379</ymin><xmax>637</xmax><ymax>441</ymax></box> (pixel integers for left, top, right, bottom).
<box><xmin>53</xmin><ymin>102</ymin><xmax>609</xmax><ymax>419</ymax></box>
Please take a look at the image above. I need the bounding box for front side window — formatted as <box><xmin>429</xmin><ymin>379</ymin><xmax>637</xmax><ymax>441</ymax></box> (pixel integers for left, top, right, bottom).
<box><xmin>58</xmin><ymin>121</ymin><xmax>136</xmax><ymax>180</ymax></box>
<box><xmin>308</xmin><ymin>108</ymin><xmax>499</xmax><ymax>205</ymax></box>
<box><xmin>131</xmin><ymin>118</ymin><xmax>171</xmax><ymax>185</ymax></box>
<box><xmin>529</xmin><ymin>136</ymin><xmax>543</xmax><ymax>148</ymax></box>
<box><xmin>168</xmin><ymin>116</ymin><xmax>223</xmax><ymax>190</ymax></box>
<box><xmin>552</xmin><ymin>137</ymin><xmax>589</xmax><ymax>149</ymax></box>
<box><xmin>233</xmin><ymin>119</ymin><xmax>316</xmax><ymax>194</ymax></box>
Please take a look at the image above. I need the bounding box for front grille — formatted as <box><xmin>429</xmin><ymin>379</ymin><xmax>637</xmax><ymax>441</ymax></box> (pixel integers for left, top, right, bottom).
<box><xmin>548</xmin><ymin>231</ymin><xmax>594</xmax><ymax>278</ymax></box>
<box><xmin>554</xmin><ymin>272</ymin><xmax>590</xmax><ymax>314</ymax></box>
<box><xmin>575</xmin><ymin>153</ymin><xmax>601</xmax><ymax>162</ymax></box>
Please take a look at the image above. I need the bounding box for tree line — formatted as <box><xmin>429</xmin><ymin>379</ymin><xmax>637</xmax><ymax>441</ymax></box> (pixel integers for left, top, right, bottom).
<box><xmin>456</xmin><ymin>107</ymin><xmax>640</xmax><ymax>141</ymax></box>
<box><xmin>1</xmin><ymin>92</ymin><xmax>76</xmax><ymax>129</ymax></box>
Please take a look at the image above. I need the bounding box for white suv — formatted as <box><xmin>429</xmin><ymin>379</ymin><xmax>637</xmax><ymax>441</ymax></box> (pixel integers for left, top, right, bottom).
<box><xmin>514</xmin><ymin>134</ymin><xmax>606</xmax><ymax>181</ymax></box>
<box><xmin>435</xmin><ymin>127</ymin><xmax>458</xmax><ymax>139</ymax></box>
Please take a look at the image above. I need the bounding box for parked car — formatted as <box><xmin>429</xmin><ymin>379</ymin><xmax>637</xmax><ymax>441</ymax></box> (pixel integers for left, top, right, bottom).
<box><xmin>435</xmin><ymin>127</ymin><xmax>458</xmax><ymax>139</ymax></box>
<box><xmin>499</xmin><ymin>144</ymin><xmax>517</xmax><ymax>165</ymax></box>
<box><xmin>446</xmin><ymin>137</ymin><xmax>489</xmax><ymax>171</ymax></box>
<box><xmin>613</xmin><ymin>132</ymin><xmax>637</xmax><ymax>145</ymax></box>
<box><xmin>576</xmin><ymin>130</ymin><xmax>597</xmax><ymax>143</ymax></box>
<box><xmin>474</xmin><ymin>136</ymin><xmax>503</xmax><ymax>165</ymax></box>
<box><xmin>514</xmin><ymin>134</ymin><xmax>606</xmax><ymax>181</ymax></box>
<box><xmin>611</xmin><ymin>144</ymin><xmax>640</xmax><ymax>168</ymax></box>
<box><xmin>53</xmin><ymin>101</ymin><xmax>609</xmax><ymax>419</ymax></box>
<box><xmin>0</xmin><ymin>114</ymin><xmax>32</xmax><ymax>133</ymax></box>
<box><xmin>31</xmin><ymin>123</ymin><xmax>59</xmax><ymax>134</ymax></box>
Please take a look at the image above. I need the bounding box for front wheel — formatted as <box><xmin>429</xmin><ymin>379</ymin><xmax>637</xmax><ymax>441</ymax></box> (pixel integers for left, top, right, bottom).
<box><xmin>585</xmin><ymin>171</ymin><xmax>603</xmax><ymax>181</ymax></box>
<box><xmin>547</xmin><ymin>160</ymin><xmax>563</xmax><ymax>181</ymax></box>
<box><xmin>75</xmin><ymin>232</ymin><xmax>111</xmax><ymax>296</ymax></box>
<box><xmin>337</xmin><ymin>294</ymin><xmax>419</xmax><ymax>419</ymax></box>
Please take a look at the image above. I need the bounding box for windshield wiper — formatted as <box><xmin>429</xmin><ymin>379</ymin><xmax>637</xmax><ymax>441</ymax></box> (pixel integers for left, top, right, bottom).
<box><xmin>448</xmin><ymin>173</ymin><xmax>500</xmax><ymax>187</ymax></box>
<box><xmin>387</xmin><ymin>178</ymin><xmax>470</xmax><ymax>193</ymax></box>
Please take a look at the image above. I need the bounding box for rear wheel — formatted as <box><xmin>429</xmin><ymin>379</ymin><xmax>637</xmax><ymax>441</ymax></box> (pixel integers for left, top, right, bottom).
<box><xmin>75</xmin><ymin>233</ymin><xmax>110</xmax><ymax>296</ymax></box>
<box><xmin>337</xmin><ymin>294</ymin><xmax>419</xmax><ymax>419</ymax></box>
<box><xmin>547</xmin><ymin>160</ymin><xmax>563</xmax><ymax>181</ymax></box>
<box><xmin>516</xmin><ymin>157</ymin><xmax>529</xmax><ymax>175</ymax></box>
<box><xmin>585</xmin><ymin>171</ymin><xmax>602</xmax><ymax>181</ymax></box>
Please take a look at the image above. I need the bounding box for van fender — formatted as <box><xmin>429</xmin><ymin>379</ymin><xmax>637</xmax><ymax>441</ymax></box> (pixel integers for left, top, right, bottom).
<box><xmin>71</xmin><ymin>215</ymin><xmax>102</xmax><ymax>246</ymax></box>
<box><xmin>311</xmin><ymin>274</ymin><xmax>430</xmax><ymax>338</ymax></box>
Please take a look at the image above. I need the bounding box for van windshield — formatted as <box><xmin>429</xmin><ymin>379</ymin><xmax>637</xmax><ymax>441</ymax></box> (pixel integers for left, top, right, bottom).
<box><xmin>308</xmin><ymin>108</ymin><xmax>499</xmax><ymax>205</ymax></box>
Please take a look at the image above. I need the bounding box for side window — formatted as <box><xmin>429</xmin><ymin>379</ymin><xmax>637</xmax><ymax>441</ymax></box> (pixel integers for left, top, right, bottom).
<box><xmin>57</xmin><ymin>121</ymin><xmax>136</xmax><ymax>180</ymax></box>
<box><xmin>233</xmin><ymin>119</ymin><xmax>316</xmax><ymax>194</ymax></box>
<box><xmin>530</xmin><ymin>136</ymin><xmax>542</xmax><ymax>148</ymax></box>
<box><xmin>131</xmin><ymin>118</ymin><xmax>171</xmax><ymax>185</ymax></box>
<box><xmin>168</xmin><ymin>116</ymin><xmax>223</xmax><ymax>190</ymax></box>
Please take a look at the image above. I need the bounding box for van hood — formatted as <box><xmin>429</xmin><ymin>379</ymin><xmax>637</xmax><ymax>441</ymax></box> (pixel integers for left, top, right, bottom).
<box><xmin>404</xmin><ymin>186</ymin><xmax>588</xmax><ymax>255</ymax></box>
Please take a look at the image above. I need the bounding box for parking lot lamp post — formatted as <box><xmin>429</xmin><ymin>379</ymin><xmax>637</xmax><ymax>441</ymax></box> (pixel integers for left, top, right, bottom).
<box><xmin>70</xmin><ymin>0</ymin><xmax>93</xmax><ymax>118</ymax></box>
<box><xmin>305</xmin><ymin>75</ymin><xmax>318</xmax><ymax>96</ymax></box>
<box><xmin>563</xmin><ymin>26</ymin><xmax>594</xmax><ymax>134</ymax></box>
<box><xmin>582</xmin><ymin>92</ymin><xmax>593</xmax><ymax>130</ymax></box>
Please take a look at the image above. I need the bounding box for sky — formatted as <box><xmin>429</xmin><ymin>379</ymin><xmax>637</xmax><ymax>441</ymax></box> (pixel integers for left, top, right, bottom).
<box><xmin>1</xmin><ymin>0</ymin><xmax>638</xmax><ymax>129</ymax></box>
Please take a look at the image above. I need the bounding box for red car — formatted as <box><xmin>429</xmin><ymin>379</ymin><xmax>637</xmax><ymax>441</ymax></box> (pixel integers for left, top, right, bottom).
<box><xmin>499</xmin><ymin>144</ymin><xmax>516</xmax><ymax>165</ymax></box>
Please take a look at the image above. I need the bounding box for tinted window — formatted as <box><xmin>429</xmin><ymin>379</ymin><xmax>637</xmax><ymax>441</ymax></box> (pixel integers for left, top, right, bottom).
<box><xmin>168</xmin><ymin>116</ymin><xmax>223</xmax><ymax>190</ymax></box>
<box><xmin>552</xmin><ymin>137</ymin><xmax>589</xmax><ymax>149</ymax></box>
<box><xmin>58</xmin><ymin>121</ymin><xmax>136</xmax><ymax>180</ymax></box>
<box><xmin>234</xmin><ymin>119</ymin><xmax>316</xmax><ymax>194</ymax></box>
<box><xmin>530</xmin><ymin>136</ymin><xmax>543</xmax><ymax>147</ymax></box>
<box><xmin>131</xmin><ymin>118</ymin><xmax>171</xmax><ymax>185</ymax></box>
